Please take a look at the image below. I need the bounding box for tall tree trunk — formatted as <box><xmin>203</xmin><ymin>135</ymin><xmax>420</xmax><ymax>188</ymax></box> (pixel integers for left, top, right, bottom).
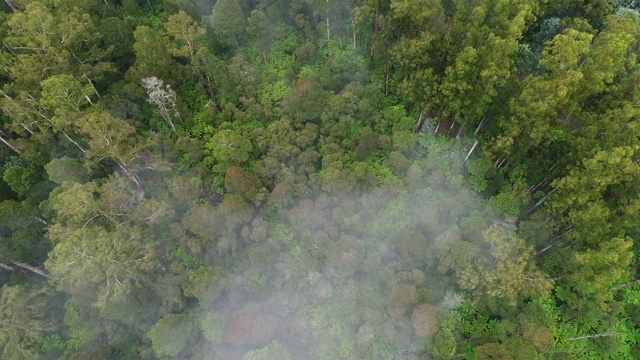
<box><xmin>567</xmin><ymin>332</ymin><xmax>624</xmax><ymax>341</ymax></box>
<box><xmin>60</xmin><ymin>129</ymin><xmax>86</xmax><ymax>153</ymax></box>
<box><xmin>3</xmin><ymin>0</ymin><xmax>18</xmax><ymax>12</ymax></box>
<box><xmin>116</xmin><ymin>161</ymin><xmax>145</xmax><ymax>196</ymax></box>
<box><xmin>413</xmin><ymin>110</ymin><xmax>425</xmax><ymax>133</ymax></box>
<box><xmin>474</xmin><ymin>117</ymin><xmax>487</xmax><ymax>135</ymax></box>
<box><xmin>13</xmin><ymin>262</ymin><xmax>51</xmax><ymax>279</ymax></box>
<box><xmin>326</xmin><ymin>0</ymin><xmax>330</xmax><ymax>41</ymax></box>
<box><xmin>159</xmin><ymin>106</ymin><xmax>177</xmax><ymax>133</ymax></box>
<box><xmin>613</xmin><ymin>278</ymin><xmax>640</xmax><ymax>291</ymax></box>
<box><xmin>434</xmin><ymin>119</ymin><xmax>441</xmax><ymax>135</ymax></box>
<box><xmin>352</xmin><ymin>14</ymin><xmax>357</xmax><ymax>50</ymax></box>
<box><xmin>527</xmin><ymin>188</ymin><xmax>558</xmax><ymax>213</ymax></box>
<box><xmin>0</xmin><ymin>131</ymin><xmax>20</xmax><ymax>154</ymax></box>
<box><xmin>370</xmin><ymin>0</ymin><xmax>381</xmax><ymax>62</ymax></box>
<box><xmin>3</xmin><ymin>42</ymin><xmax>16</xmax><ymax>56</ymax></box>
<box><xmin>385</xmin><ymin>62</ymin><xmax>391</xmax><ymax>96</ymax></box>
<box><xmin>464</xmin><ymin>139</ymin><xmax>480</xmax><ymax>162</ymax></box>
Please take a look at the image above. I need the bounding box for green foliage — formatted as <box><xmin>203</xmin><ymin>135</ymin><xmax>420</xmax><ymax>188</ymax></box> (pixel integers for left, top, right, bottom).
<box><xmin>147</xmin><ymin>313</ymin><xmax>194</xmax><ymax>358</ymax></box>
<box><xmin>40</xmin><ymin>333</ymin><xmax>64</xmax><ymax>352</ymax></box>
<box><xmin>200</xmin><ymin>312</ymin><xmax>227</xmax><ymax>344</ymax></box>
<box><xmin>3</xmin><ymin>156</ymin><xmax>38</xmax><ymax>197</ymax></box>
<box><xmin>211</xmin><ymin>0</ymin><xmax>246</xmax><ymax>48</ymax></box>
<box><xmin>431</xmin><ymin>329</ymin><xmax>456</xmax><ymax>360</ymax></box>
<box><xmin>0</xmin><ymin>284</ymin><xmax>57</xmax><ymax>358</ymax></box>
<box><xmin>243</xmin><ymin>341</ymin><xmax>292</xmax><ymax>360</ymax></box>
<box><xmin>0</xmin><ymin>1</ymin><xmax>638</xmax><ymax>359</ymax></box>
<box><xmin>183</xmin><ymin>266</ymin><xmax>228</xmax><ymax>305</ymax></box>
<box><xmin>204</xmin><ymin>129</ymin><xmax>252</xmax><ymax>174</ymax></box>
<box><xmin>467</xmin><ymin>157</ymin><xmax>492</xmax><ymax>192</ymax></box>
<box><xmin>45</xmin><ymin>157</ymin><xmax>89</xmax><ymax>187</ymax></box>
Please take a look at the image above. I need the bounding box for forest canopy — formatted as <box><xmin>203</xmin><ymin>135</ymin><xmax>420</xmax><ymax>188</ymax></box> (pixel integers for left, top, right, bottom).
<box><xmin>0</xmin><ymin>0</ymin><xmax>640</xmax><ymax>359</ymax></box>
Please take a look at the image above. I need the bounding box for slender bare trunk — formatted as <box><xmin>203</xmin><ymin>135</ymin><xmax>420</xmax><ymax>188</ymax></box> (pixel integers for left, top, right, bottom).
<box><xmin>60</xmin><ymin>129</ymin><xmax>86</xmax><ymax>153</ymax></box>
<box><xmin>474</xmin><ymin>117</ymin><xmax>487</xmax><ymax>135</ymax></box>
<box><xmin>352</xmin><ymin>14</ymin><xmax>357</xmax><ymax>50</ymax></box>
<box><xmin>116</xmin><ymin>161</ymin><xmax>145</xmax><ymax>195</ymax></box>
<box><xmin>536</xmin><ymin>243</ymin><xmax>555</xmax><ymax>256</ymax></box>
<box><xmin>159</xmin><ymin>106</ymin><xmax>177</xmax><ymax>133</ymax></box>
<box><xmin>455</xmin><ymin>126</ymin><xmax>464</xmax><ymax>140</ymax></box>
<box><xmin>33</xmin><ymin>216</ymin><xmax>50</xmax><ymax>228</ymax></box>
<box><xmin>78</xmin><ymin>74</ymin><xmax>100</xmax><ymax>100</ymax></box>
<box><xmin>537</xmin><ymin>226</ymin><xmax>575</xmax><ymax>255</ymax></box>
<box><xmin>413</xmin><ymin>110</ymin><xmax>425</xmax><ymax>133</ymax></box>
<box><xmin>553</xmin><ymin>274</ymin><xmax>568</xmax><ymax>281</ymax></box>
<box><xmin>326</xmin><ymin>0</ymin><xmax>330</xmax><ymax>41</ymax></box>
<box><xmin>0</xmin><ymin>131</ymin><xmax>20</xmax><ymax>154</ymax></box>
<box><xmin>567</xmin><ymin>332</ymin><xmax>624</xmax><ymax>342</ymax></box>
<box><xmin>385</xmin><ymin>63</ymin><xmax>390</xmax><ymax>96</ymax></box>
<box><xmin>3</xmin><ymin>42</ymin><xmax>16</xmax><ymax>56</ymax></box>
<box><xmin>527</xmin><ymin>188</ymin><xmax>557</xmax><ymax>213</ymax></box>
<box><xmin>13</xmin><ymin>262</ymin><xmax>51</xmax><ymax>279</ymax></box>
<box><xmin>447</xmin><ymin>120</ymin><xmax>456</xmax><ymax>134</ymax></box>
<box><xmin>3</xmin><ymin>0</ymin><xmax>18</xmax><ymax>12</ymax></box>
<box><xmin>465</xmin><ymin>140</ymin><xmax>480</xmax><ymax>162</ymax></box>
<box><xmin>613</xmin><ymin>279</ymin><xmax>640</xmax><ymax>291</ymax></box>
<box><xmin>370</xmin><ymin>0</ymin><xmax>381</xmax><ymax>62</ymax></box>
<box><xmin>529</xmin><ymin>177</ymin><xmax>550</xmax><ymax>194</ymax></box>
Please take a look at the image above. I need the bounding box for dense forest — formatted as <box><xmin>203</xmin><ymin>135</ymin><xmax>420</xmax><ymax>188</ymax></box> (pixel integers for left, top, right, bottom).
<box><xmin>1</xmin><ymin>0</ymin><xmax>640</xmax><ymax>358</ymax></box>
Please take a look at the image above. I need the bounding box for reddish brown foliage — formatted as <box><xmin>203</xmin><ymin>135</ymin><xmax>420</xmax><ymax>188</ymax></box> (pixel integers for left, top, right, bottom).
<box><xmin>411</xmin><ymin>304</ymin><xmax>440</xmax><ymax>337</ymax></box>
<box><xmin>224</xmin><ymin>166</ymin><xmax>261</xmax><ymax>199</ymax></box>
<box><xmin>386</xmin><ymin>284</ymin><xmax>418</xmax><ymax>320</ymax></box>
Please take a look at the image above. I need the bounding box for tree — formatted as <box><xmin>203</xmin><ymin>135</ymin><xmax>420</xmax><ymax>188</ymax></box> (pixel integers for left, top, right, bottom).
<box><xmin>2</xmin><ymin>159</ymin><xmax>38</xmax><ymax>198</ymax></box>
<box><xmin>191</xmin><ymin>47</ymin><xmax>229</xmax><ymax>100</ymax></box>
<box><xmin>490</xmin><ymin>29</ymin><xmax>593</xmax><ymax>162</ymax></box>
<box><xmin>454</xmin><ymin>224</ymin><xmax>548</xmax><ymax>304</ymax></box>
<box><xmin>147</xmin><ymin>313</ymin><xmax>194</xmax><ymax>358</ymax></box>
<box><xmin>0</xmin><ymin>2</ymin><xmax>112</xmax><ymax>150</ymax></box>
<box><xmin>243</xmin><ymin>341</ymin><xmax>292</xmax><ymax>360</ymax></box>
<box><xmin>78</xmin><ymin>111</ymin><xmax>151</xmax><ymax>192</ymax></box>
<box><xmin>474</xmin><ymin>342</ymin><xmax>511</xmax><ymax>360</ymax></box>
<box><xmin>281</xmin><ymin>77</ymin><xmax>327</xmax><ymax>123</ymax></box>
<box><xmin>546</xmin><ymin>145</ymin><xmax>640</xmax><ymax>247</ymax></box>
<box><xmin>431</xmin><ymin>329</ymin><xmax>456</xmax><ymax>360</ymax></box>
<box><xmin>128</xmin><ymin>26</ymin><xmax>179</xmax><ymax>82</ymax></box>
<box><xmin>141</xmin><ymin>77</ymin><xmax>181</xmax><ymax>133</ymax></box>
<box><xmin>205</xmin><ymin>130</ymin><xmax>252</xmax><ymax>174</ymax></box>
<box><xmin>164</xmin><ymin>10</ymin><xmax>207</xmax><ymax>60</ymax></box>
<box><xmin>412</xmin><ymin>304</ymin><xmax>440</xmax><ymax>337</ymax></box>
<box><xmin>200</xmin><ymin>312</ymin><xmax>227</xmax><ymax>344</ymax></box>
<box><xmin>40</xmin><ymin>74</ymin><xmax>95</xmax><ymax>119</ymax></box>
<box><xmin>211</xmin><ymin>0</ymin><xmax>246</xmax><ymax>48</ymax></box>
<box><xmin>225</xmin><ymin>166</ymin><xmax>263</xmax><ymax>199</ymax></box>
<box><xmin>183</xmin><ymin>266</ymin><xmax>229</xmax><ymax>305</ymax></box>
<box><xmin>0</xmin><ymin>284</ymin><xmax>58</xmax><ymax>358</ymax></box>
<box><xmin>50</xmin><ymin>177</ymin><xmax>137</xmax><ymax>229</ymax></box>
<box><xmin>3</xmin><ymin>1</ymin><xmax>113</xmax><ymax>90</ymax></box>
<box><xmin>570</xmin><ymin>237</ymin><xmax>633</xmax><ymax>305</ymax></box>
<box><xmin>45</xmin><ymin>156</ymin><xmax>89</xmax><ymax>188</ymax></box>
<box><xmin>0</xmin><ymin>200</ymin><xmax>50</xmax><ymax>265</ymax></box>
<box><xmin>247</xmin><ymin>9</ymin><xmax>283</xmax><ymax>63</ymax></box>
<box><xmin>46</xmin><ymin>225</ymin><xmax>154</xmax><ymax>308</ymax></box>
<box><xmin>386</xmin><ymin>283</ymin><xmax>418</xmax><ymax>319</ymax></box>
